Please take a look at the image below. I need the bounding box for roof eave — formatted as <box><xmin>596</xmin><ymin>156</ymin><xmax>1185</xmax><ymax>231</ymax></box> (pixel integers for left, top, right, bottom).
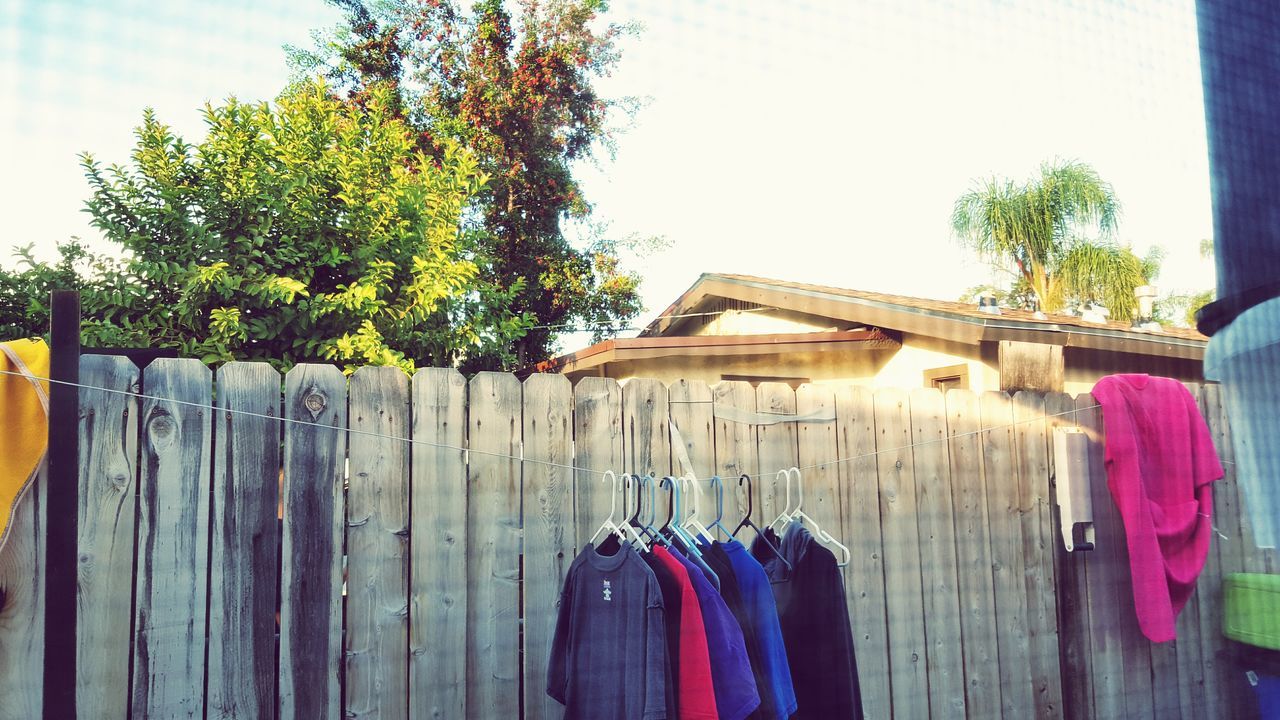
<box><xmin>687</xmin><ymin>274</ymin><xmax>1206</xmax><ymax>360</ymax></box>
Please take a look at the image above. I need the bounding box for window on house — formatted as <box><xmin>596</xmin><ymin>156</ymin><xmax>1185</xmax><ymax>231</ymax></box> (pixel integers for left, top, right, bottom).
<box><xmin>923</xmin><ymin>364</ymin><xmax>969</xmax><ymax>392</ymax></box>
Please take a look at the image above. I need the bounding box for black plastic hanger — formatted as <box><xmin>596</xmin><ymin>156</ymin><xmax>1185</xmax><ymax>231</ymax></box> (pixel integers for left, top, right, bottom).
<box><xmin>708</xmin><ymin>476</ymin><xmax>733</xmax><ymax>539</ymax></box>
<box><xmin>630</xmin><ymin>474</ymin><xmax>660</xmax><ymax>545</ymax></box>
<box><xmin>657</xmin><ymin>476</ymin><xmax>676</xmax><ymax>537</ymax></box>
<box><xmin>731</xmin><ymin>473</ymin><xmax>791</xmax><ymax>570</ymax></box>
<box><xmin>638</xmin><ymin>475</ymin><xmax>668</xmax><ymax>546</ymax></box>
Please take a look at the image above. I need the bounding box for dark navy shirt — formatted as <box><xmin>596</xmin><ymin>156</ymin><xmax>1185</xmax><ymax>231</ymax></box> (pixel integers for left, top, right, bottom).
<box><xmin>548</xmin><ymin>543</ymin><xmax>669</xmax><ymax>719</ymax></box>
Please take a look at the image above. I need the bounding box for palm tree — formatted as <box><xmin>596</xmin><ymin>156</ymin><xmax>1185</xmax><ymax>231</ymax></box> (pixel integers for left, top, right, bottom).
<box><xmin>951</xmin><ymin>160</ymin><xmax>1153</xmax><ymax>321</ymax></box>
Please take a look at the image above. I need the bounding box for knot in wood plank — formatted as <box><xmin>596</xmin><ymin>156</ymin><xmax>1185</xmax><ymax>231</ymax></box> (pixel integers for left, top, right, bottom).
<box><xmin>301</xmin><ymin>385</ymin><xmax>328</xmax><ymax>418</ymax></box>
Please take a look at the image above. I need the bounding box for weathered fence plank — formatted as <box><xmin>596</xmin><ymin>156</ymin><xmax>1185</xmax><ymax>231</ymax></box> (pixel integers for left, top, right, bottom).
<box><xmin>207</xmin><ymin>362</ymin><xmax>281</xmax><ymax>720</ymax></box>
<box><xmin>909</xmin><ymin>387</ymin><xmax>965</xmax><ymax>718</ymax></box>
<box><xmin>522</xmin><ymin>374</ymin><xmax>573</xmax><ymax>720</ymax></box>
<box><xmin>623</xmin><ymin>378</ymin><xmax>671</xmax><ymax>479</ymax></box>
<box><xmin>133</xmin><ymin>358</ymin><xmax>212</xmax><ymax>719</ymax></box>
<box><xmin>669</xmin><ymin>380</ymin><xmax>715</xmax><ymax>528</ymax></box>
<box><xmin>944</xmin><ymin>389</ymin><xmax>1003</xmax><ymax>719</ymax></box>
<box><xmin>979</xmin><ymin>391</ymin><xmax>1036</xmax><ymax>719</ymax></box>
<box><xmin>76</xmin><ymin>355</ymin><xmax>139</xmax><ymax>719</ymax></box>
<box><xmin>756</xmin><ymin>382</ymin><xmax>799</xmax><ymax>526</ymax></box>
<box><xmin>832</xmin><ymin>385</ymin><xmax>889</xmax><ymax>720</ymax></box>
<box><xmin>1088</xmin><ymin>390</ymin><xmax>1156</xmax><ymax>720</ymax></box>
<box><xmin>1011</xmin><ymin>391</ymin><xmax>1065</xmax><ymax>719</ymax></box>
<box><xmin>874</xmin><ymin>387</ymin><xmax>929</xmax><ymax>720</ymax></box>
<box><xmin>1171</xmin><ymin>385</ymin><xmax>1207</xmax><ymax>718</ymax></box>
<box><xmin>346</xmin><ymin>367</ymin><xmax>410</xmax><ymax>719</ymax></box>
<box><xmin>713</xmin><ymin>381</ymin><xmax>757</xmax><ymax>523</ymax></box>
<box><xmin>794</xmin><ymin>384</ymin><xmax>841</xmax><ymax>558</ymax></box>
<box><xmin>1196</xmin><ymin>383</ymin><xmax>1243</xmax><ymax>720</ymax></box>
<box><xmin>466</xmin><ymin>372</ymin><xmax>522</xmax><ymax>718</ymax></box>
<box><xmin>1100</xmin><ymin>387</ymin><xmax>1155</xmax><ymax>720</ymax></box>
<box><xmin>1155</xmin><ymin>393</ymin><xmax>1205</xmax><ymax>720</ymax></box>
<box><xmin>1172</xmin><ymin>593</ymin><xmax>1206</xmax><ymax>720</ymax></box>
<box><xmin>410</xmin><ymin>368</ymin><xmax>468</xmax><ymax>720</ymax></box>
<box><xmin>0</xmin><ymin>461</ymin><xmax>44</xmax><ymax>720</ymax></box>
<box><xmin>1074</xmin><ymin>395</ymin><xmax>1128</xmax><ymax>720</ymax></box>
<box><xmin>1044</xmin><ymin>391</ymin><xmax>1092</xmax><ymax>720</ymax></box>
<box><xmin>572</xmin><ymin>377</ymin><xmax>622</xmax><ymax>547</ymax></box>
<box><xmin>280</xmin><ymin>364</ymin><xmax>347</xmax><ymax>720</ymax></box>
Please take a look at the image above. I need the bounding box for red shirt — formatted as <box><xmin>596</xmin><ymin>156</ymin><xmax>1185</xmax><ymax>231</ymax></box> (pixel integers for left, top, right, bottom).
<box><xmin>1094</xmin><ymin>375</ymin><xmax>1224</xmax><ymax>643</ymax></box>
<box><xmin>652</xmin><ymin>546</ymin><xmax>720</xmax><ymax>720</ymax></box>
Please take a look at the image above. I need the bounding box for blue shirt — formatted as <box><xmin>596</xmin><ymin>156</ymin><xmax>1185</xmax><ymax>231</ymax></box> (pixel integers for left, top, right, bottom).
<box><xmin>723</xmin><ymin>539</ymin><xmax>798</xmax><ymax>719</ymax></box>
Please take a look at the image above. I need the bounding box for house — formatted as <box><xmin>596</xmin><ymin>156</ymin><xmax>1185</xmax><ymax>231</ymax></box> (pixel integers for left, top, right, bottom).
<box><xmin>533</xmin><ymin>273</ymin><xmax>1208</xmax><ymax>395</ymax></box>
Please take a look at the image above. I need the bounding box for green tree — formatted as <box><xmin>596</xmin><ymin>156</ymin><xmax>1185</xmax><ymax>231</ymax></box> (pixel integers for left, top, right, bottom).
<box><xmin>0</xmin><ymin>240</ymin><xmax>117</xmax><ymax>341</ymax></box>
<box><xmin>1154</xmin><ymin>238</ymin><xmax>1215</xmax><ymax>327</ymax></box>
<box><xmin>951</xmin><ymin>160</ymin><xmax>1155</xmax><ymax>321</ymax></box>
<box><xmin>3</xmin><ymin>80</ymin><xmax>533</xmax><ymax>372</ymax></box>
<box><xmin>291</xmin><ymin>0</ymin><xmax>651</xmax><ymax>367</ymax></box>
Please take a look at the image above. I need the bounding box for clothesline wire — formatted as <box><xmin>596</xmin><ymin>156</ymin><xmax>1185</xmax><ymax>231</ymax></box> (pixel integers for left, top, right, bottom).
<box><xmin>2</xmin><ymin>366</ymin><xmax>1104</xmax><ymax>481</ymax></box>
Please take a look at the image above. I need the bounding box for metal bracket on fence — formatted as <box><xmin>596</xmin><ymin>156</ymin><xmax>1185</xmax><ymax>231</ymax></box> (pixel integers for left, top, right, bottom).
<box><xmin>1053</xmin><ymin>426</ymin><xmax>1095</xmax><ymax>552</ymax></box>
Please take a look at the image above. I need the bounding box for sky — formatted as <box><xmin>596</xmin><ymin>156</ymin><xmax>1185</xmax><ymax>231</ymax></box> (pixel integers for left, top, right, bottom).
<box><xmin>0</xmin><ymin>0</ymin><xmax>1217</xmax><ymax>349</ymax></box>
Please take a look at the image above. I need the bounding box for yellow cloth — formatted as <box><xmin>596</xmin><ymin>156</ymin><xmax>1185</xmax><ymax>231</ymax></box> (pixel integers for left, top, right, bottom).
<box><xmin>0</xmin><ymin>339</ymin><xmax>49</xmax><ymax>553</ymax></box>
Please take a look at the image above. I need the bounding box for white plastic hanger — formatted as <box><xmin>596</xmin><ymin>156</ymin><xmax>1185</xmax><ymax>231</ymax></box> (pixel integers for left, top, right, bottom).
<box><xmin>664</xmin><ymin>475</ymin><xmax>704</xmax><ymax>557</ymax></box>
<box><xmin>620</xmin><ymin>473</ymin><xmax>650</xmax><ymax>551</ymax></box>
<box><xmin>680</xmin><ymin>472</ymin><xmax>716</xmax><ymax>543</ymax></box>
<box><xmin>785</xmin><ymin>467</ymin><xmax>851</xmax><ymax>566</ymax></box>
<box><xmin>589</xmin><ymin>471</ymin><xmax>624</xmax><ymax>543</ymax></box>
<box><xmin>767</xmin><ymin>468</ymin><xmax>794</xmax><ymax>531</ymax></box>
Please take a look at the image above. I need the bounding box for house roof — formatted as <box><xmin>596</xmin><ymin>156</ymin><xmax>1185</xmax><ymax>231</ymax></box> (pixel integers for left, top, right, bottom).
<box><xmin>529</xmin><ymin>328</ymin><xmax>900</xmax><ymax>376</ymax></box>
<box><xmin>641</xmin><ymin>273</ymin><xmax>1207</xmax><ymax>360</ymax></box>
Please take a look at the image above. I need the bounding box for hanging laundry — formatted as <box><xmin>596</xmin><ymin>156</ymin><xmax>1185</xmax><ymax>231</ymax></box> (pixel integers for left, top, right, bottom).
<box><xmin>697</xmin><ymin>539</ymin><xmax>777</xmax><ymax>720</ymax></box>
<box><xmin>1093</xmin><ymin>374</ymin><xmax>1224</xmax><ymax>643</ymax></box>
<box><xmin>645</xmin><ymin>546</ymin><xmax>720</xmax><ymax>720</ymax></box>
<box><xmin>548</xmin><ymin>542</ymin><xmax>670</xmax><ymax>720</ymax></box>
<box><xmin>721</xmin><ymin>538</ymin><xmax>797</xmax><ymax>720</ymax></box>
<box><xmin>677</xmin><ymin>534</ymin><xmax>720</xmax><ymax>591</ymax></box>
<box><xmin>753</xmin><ymin>522</ymin><xmax>863</xmax><ymax>719</ymax></box>
<box><xmin>0</xmin><ymin>338</ymin><xmax>49</xmax><ymax>554</ymax></box>
<box><xmin>664</xmin><ymin>544</ymin><xmax>761</xmax><ymax>720</ymax></box>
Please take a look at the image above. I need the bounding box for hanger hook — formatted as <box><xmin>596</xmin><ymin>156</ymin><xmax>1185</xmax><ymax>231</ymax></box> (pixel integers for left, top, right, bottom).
<box><xmin>660</xmin><ymin>475</ymin><xmax>676</xmax><ymax>528</ymax></box>
<box><xmin>738</xmin><ymin>473</ymin><xmax>753</xmax><ymax>520</ymax></box>
<box><xmin>776</xmin><ymin>468</ymin><xmax>791</xmax><ymax>518</ymax></box>
<box><xmin>625</xmin><ymin>472</ymin><xmax>643</xmax><ymax>524</ymax></box>
<box><xmin>602</xmin><ymin>470</ymin><xmax>618</xmax><ymax>523</ymax></box>
<box><xmin>789</xmin><ymin>467</ymin><xmax>804</xmax><ymax>512</ymax></box>
<box><xmin>644</xmin><ymin>474</ymin><xmax>657</xmax><ymax>528</ymax></box>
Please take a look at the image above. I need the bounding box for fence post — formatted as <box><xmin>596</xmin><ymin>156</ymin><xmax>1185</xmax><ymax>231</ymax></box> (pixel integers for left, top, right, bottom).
<box><xmin>44</xmin><ymin>290</ymin><xmax>79</xmax><ymax>719</ymax></box>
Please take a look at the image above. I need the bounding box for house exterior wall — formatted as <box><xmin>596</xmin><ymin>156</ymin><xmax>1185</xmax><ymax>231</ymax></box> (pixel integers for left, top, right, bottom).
<box><xmin>693</xmin><ymin>307</ymin><xmax>840</xmax><ymax>336</ymax></box>
<box><xmin>558</xmin><ymin>332</ymin><xmax>1202</xmax><ymax>395</ymax></box>
<box><xmin>575</xmin><ymin>347</ymin><xmax>894</xmax><ymax>386</ymax></box>
<box><xmin>562</xmin><ymin>332</ymin><xmax>1003</xmax><ymax>392</ymax></box>
<box><xmin>874</xmin><ymin>333</ymin><xmax>1001</xmax><ymax>392</ymax></box>
<box><xmin>1062</xmin><ymin>347</ymin><xmax>1205</xmax><ymax>395</ymax></box>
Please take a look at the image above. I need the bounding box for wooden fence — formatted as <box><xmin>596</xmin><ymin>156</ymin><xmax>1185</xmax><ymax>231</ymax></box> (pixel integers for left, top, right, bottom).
<box><xmin>0</xmin><ymin>356</ymin><xmax>1274</xmax><ymax>718</ymax></box>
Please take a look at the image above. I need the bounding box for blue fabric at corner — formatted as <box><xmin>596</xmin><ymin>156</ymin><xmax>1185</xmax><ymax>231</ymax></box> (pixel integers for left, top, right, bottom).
<box><xmin>723</xmin><ymin>539</ymin><xmax>798</xmax><ymax>720</ymax></box>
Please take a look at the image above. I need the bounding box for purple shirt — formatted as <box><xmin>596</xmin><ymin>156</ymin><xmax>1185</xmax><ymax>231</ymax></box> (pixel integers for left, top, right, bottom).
<box><xmin>660</xmin><ymin>546</ymin><xmax>760</xmax><ymax>720</ymax></box>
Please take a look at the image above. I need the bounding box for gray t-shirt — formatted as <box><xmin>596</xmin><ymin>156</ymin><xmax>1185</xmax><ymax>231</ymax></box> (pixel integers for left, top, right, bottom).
<box><xmin>547</xmin><ymin>543</ymin><xmax>669</xmax><ymax>719</ymax></box>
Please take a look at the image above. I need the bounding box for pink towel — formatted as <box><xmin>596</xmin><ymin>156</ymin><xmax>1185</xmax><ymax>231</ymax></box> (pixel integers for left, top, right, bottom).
<box><xmin>1093</xmin><ymin>375</ymin><xmax>1224</xmax><ymax>643</ymax></box>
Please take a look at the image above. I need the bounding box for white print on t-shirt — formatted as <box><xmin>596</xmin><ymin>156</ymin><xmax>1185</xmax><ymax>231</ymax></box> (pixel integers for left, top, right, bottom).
<box><xmin>602</xmin><ymin>579</ymin><xmax>612</xmax><ymax>602</ymax></box>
